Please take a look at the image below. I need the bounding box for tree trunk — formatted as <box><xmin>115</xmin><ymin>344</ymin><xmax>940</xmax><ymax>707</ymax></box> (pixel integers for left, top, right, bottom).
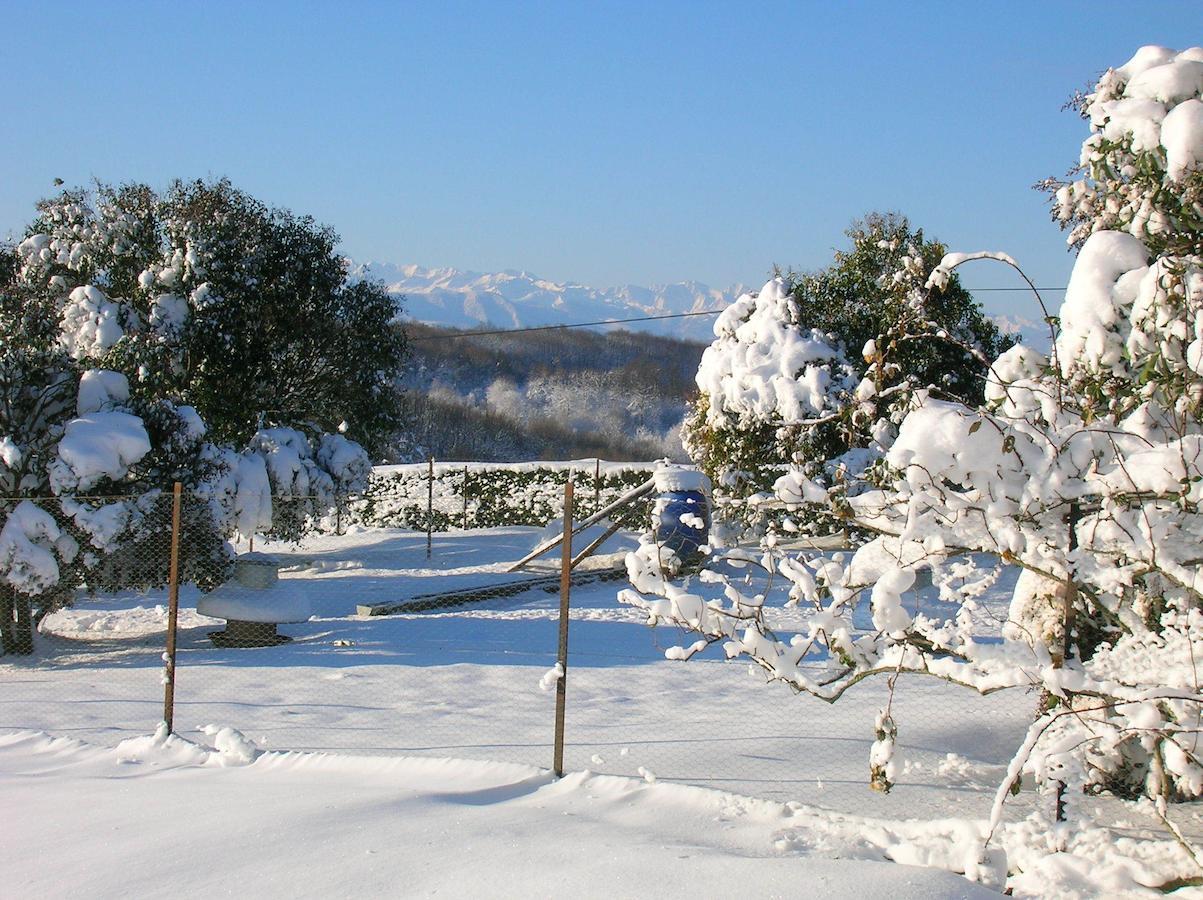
<box><xmin>0</xmin><ymin>587</ymin><xmax>14</xmax><ymax>656</ymax></box>
<box><xmin>12</xmin><ymin>594</ymin><xmax>34</xmax><ymax>655</ymax></box>
<box><xmin>0</xmin><ymin>586</ymin><xmax>35</xmax><ymax>656</ymax></box>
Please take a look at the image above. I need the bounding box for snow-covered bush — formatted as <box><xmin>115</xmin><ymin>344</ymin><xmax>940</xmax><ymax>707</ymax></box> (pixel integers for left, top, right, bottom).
<box><xmin>0</xmin><ymin>179</ymin><xmax>400</xmax><ymax>652</ymax></box>
<box><xmin>623</xmin><ymin>45</ymin><xmax>1203</xmax><ymax>884</ymax></box>
<box><xmin>14</xmin><ymin>178</ymin><xmax>407</xmax><ymax>457</ymax></box>
<box><xmin>1042</xmin><ymin>45</ymin><xmax>1203</xmax><ymax>258</ymax></box>
<box><xmin>0</xmin><ymin>309</ymin><xmax>225</xmax><ymax>653</ymax></box>
<box><xmin>245</xmin><ymin>427</ymin><xmax>372</xmax><ymax>540</ymax></box>
<box><xmin>682</xmin><ymin>214</ymin><xmax>1010</xmax><ymax>537</ymax></box>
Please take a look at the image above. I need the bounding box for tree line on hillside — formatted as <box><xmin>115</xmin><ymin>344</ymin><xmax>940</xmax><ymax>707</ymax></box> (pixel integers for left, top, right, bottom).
<box><xmin>396</xmin><ymin>323</ymin><xmax>706</xmax><ymax>462</ymax></box>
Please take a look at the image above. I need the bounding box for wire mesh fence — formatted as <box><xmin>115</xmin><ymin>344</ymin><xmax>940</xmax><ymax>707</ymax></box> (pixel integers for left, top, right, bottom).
<box><xmin>0</xmin><ymin>479</ymin><xmax>1043</xmax><ymax>824</ymax></box>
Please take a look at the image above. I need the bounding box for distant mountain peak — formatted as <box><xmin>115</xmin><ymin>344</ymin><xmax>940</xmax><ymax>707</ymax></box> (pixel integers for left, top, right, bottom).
<box><xmin>354</xmin><ymin>261</ymin><xmax>750</xmax><ymax>341</ymax></box>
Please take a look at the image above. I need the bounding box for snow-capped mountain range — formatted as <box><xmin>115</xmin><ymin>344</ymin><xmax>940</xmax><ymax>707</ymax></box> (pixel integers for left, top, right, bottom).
<box><xmin>352</xmin><ymin>261</ymin><xmax>1050</xmax><ymax>348</ymax></box>
<box><xmin>350</xmin><ymin>262</ymin><xmax>749</xmax><ymax>342</ymax></box>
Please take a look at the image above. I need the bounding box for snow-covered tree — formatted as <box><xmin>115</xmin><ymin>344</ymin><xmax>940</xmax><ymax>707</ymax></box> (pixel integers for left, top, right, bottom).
<box><xmin>623</xmin><ymin>45</ymin><xmax>1203</xmax><ymax>877</ymax></box>
<box><xmin>682</xmin><ymin>214</ymin><xmax>1009</xmax><ymax>536</ymax></box>
<box><xmin>1041</xmin><ymin>45</ymin><xmax>1203</xmax><ymax>258</ymax></box>
<box><xmin>1</xmin><ymin>179</ymin><xmax>392</xmax><ymax>653</ymax></box>
<box><xmin>0</xmin><ymin>265</ymin><xmax>226</xmax><ymax>654</ymax></box>
<box><xmin>16</xmin><ymin>179</ymin><xmax>408</xmax><ymax>457</ymax></box>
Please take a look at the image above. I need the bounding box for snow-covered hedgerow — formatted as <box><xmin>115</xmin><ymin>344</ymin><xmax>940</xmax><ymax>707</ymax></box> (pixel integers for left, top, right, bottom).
<box><xmin>351</xmin><ymin>462</ymin><xmax>653</xmax><ymax>532</ymax></box>
<box><xmin>623</xmin><ymin>45</ymin><xmax>1203</xmax><ymax>889</ymax></box>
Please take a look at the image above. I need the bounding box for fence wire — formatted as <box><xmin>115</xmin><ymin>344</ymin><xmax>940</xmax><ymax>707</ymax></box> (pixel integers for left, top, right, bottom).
<box><xmin>0</xmin><ymin>483</ymin><xmax>1043</xmax><ymax>825</ymax></box>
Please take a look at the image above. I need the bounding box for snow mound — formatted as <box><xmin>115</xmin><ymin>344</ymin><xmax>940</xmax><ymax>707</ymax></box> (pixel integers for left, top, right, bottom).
<box><xmin>653</xmin><ymin>464</ymin><xmax>711</xmax><ymax>495</ymax></box>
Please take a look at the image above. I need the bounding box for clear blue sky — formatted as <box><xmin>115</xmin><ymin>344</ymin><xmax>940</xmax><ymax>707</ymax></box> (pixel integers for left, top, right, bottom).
<box><xmin>1</xmin><ymin>1</ymin><xmax>1197</xmax><ymax>317</ymax></box>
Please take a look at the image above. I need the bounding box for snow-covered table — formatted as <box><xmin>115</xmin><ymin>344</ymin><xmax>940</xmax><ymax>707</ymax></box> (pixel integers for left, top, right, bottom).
<box><xmin>198</xmin><ymin>553</ymin><xmax>311</xmax><ymax>647</ymax></box>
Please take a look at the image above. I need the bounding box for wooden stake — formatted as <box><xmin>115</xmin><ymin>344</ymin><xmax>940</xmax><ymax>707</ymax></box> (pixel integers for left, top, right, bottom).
<box><xmin>163</xmin><ymin>482</ymin><xmax>183</xmax><ymax>733</ymax></box>
<box><xmin>427</xmin><ymin>457</ymin><xmax>434</xmax><ymax>560</ymax></box>
<box><xmin>462</xmin><ymin>466</ymin><xmax>469</xmax><ymax>530</ymax></box>
<box><xmin>553</xmin><ymin>480</ymin><xmax>573</xmax><ymax>778</ymax></box>
<box><xmin>594</xmin><ymin>458</ymin><xmax>600</xmax><ymax>513</ymax></box>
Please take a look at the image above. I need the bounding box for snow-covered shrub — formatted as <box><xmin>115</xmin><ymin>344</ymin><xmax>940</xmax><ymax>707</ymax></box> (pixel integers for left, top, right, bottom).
<box><xmin>246</xmin><ymin>427</ymin><xmax>372</xmax><ymax>540</ymax></box>
<box><xmin>0</xmin><ymin>177</ymin><xmax>407</xmax><ymax>651</ymax></box>
<box><xmin>623</xmin><ymin>45</ymin><xmax>1203</xmax><ymax>883</ymax></box>
<box><xmin>15</xmin><ymin>178</ymin><xmax>407</xmax><ymax>457</ymax></box>
<box><xmin>0</xmin><ymin>179</ymin><xmax>396</xmax><ymax>653</ymax></box>
<box><xmin>1042</xmin><ymin>45</ymin><xmax>1203</xmax><ymax>258</ymax></box>
<box><xmin>0</xmin><ymin>316</ymin><xmax>224</xmax><ymax>653</ymax></box>
<box><xmin>682</xmin><ymin>214</ymin><xmax>1010</xmax><ymax>537</ymax></box>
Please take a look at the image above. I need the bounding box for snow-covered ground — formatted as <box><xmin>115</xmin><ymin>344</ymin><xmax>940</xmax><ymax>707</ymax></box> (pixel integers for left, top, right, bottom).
<box><xmin>0</xmin><ymin>729</ymin><xmax>1003</xmax><ymax>899</ymax></box>
<box><xmin>7</xmin><ymin>525</ymin><xmax>1032</xmax><ymax>818</ymax></box>
<box><xmin>4</xmin><ymin>525</ymin><xmax>1202</xmax><ymax>896</ymax></box>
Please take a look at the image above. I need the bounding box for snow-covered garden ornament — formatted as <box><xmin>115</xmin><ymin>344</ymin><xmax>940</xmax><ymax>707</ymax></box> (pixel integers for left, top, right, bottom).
<box><xmin>198</xmin><ymin>553</ymin><xmax>310</xmax><ymax>647</ymax></box>
<box><xmin>650</xmin><ymin>464</ymin><xmax>711</xmax><ymax>572</ymax></box>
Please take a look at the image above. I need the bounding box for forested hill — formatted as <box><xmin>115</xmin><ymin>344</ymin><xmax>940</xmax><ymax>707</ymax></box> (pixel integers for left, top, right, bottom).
<box><xmin>394</xmin><ymin>323</ymin><xmax>708</xmax><ymax>463</ymax></box>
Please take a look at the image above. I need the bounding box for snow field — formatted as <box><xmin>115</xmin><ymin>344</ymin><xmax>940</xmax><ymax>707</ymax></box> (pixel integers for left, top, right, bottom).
<box><xmin>6</xmin><ymin>524</ymin><xmax>1203</xmax><ymax>896</ymax></box>
<box><xmin>7</xmin><ymin>526</ymin><xmax>1029</xmax><ymax>818</ymax></box>
<box><xmin>0</xmin><ymin>730</ymin><xmax>1005</xmax><ymax>899</ymax></box>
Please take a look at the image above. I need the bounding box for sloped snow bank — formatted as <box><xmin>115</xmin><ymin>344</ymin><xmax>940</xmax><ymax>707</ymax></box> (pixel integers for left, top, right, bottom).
<box><xmin>3</xmin><ymin>728</ymin><xmax>1198</xmax><ymax>898</ymax></box>
<box><xmin>0</xmin><ymin>728</ymin><xmax>1004</xmax><ymax>899</ymax></box>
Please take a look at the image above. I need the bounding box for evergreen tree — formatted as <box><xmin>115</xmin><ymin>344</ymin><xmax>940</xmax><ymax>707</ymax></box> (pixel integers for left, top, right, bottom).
<box><xmin>19</xmin><ymin>179</ymin><xmax>407</xmax><ymax>458</ymax></box>
<box><xmin>0</xmin><ymin>177</ymin><xmax>403</xmax><ymax>653</ymax></box>
<box><xmin>682</xmin><ymin>213</ymin><xmax>1010</xmax><ymax>534</ymax></box>
<box><xmin>0</xmin><ymin>248</ymin><xmax>225</xmax><ymax>655</ymax></box>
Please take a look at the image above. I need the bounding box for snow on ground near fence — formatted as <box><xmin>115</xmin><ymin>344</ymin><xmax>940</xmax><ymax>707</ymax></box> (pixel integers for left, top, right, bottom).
<box><xmin>0</xmin><ymin>730</ymin><xmax>1003</xmax><ymax>900</ymax></box>
<box><xmin>6</xmin><ymin>525</ymin><xmax>1203</xmax><ymax>896</ymax></box>
<box><xmin>3</xmin><ymin>524</ymin><xmax>1039</xmax><ymax>820</ymax></box>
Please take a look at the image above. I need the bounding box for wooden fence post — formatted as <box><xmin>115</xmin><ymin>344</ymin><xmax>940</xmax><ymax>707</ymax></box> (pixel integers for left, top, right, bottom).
<box><xmin>427</xmin><ymin>457</ymin><xmax>434</xmax><ymax>560</ymax></box>
<box><xmin>162</xmin><ymin>482</ymin><xmax>183</xmax><ymax>732</ymax></box>
<box><xmin>553</xmin><ymin>480</ymin><xmax>573</xmax><ymax>778</ymax></box>
<box><xmin>463</xmin><ymin>466</ymin><xmax>469</xmax><ymax>530</ymax></box>
<box><xmin>594</xmin><ymin>458</ymin><xmax>600</xmax><ymax>514</ymax></box>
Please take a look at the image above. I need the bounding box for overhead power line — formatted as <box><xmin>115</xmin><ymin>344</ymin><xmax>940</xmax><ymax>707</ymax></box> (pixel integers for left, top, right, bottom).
<box><xmin>407</xmin><ymin>309</ymin><xmax>724</xmax><ymax>341</ymax></box>
<box><xmin>406</xmin><ymin>287</ymin><xmax>1069</xmax><ymax>342</ymax></box>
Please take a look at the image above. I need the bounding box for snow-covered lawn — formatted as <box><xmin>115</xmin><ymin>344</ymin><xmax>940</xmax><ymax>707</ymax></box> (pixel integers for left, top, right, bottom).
<box><xmin>3</xmin><ymin>525</ymin><xmax>1202</xmax><ymax>896</ymax></box>
<box><xmin>5</xmin><ymin>526</ymin><xmax>1033</xmax><ymax>816</ymax></box>
<box><xmin>0</xmin><ymin>730</ymin><xmax>1001</xmax><ymax>899</ymax></box>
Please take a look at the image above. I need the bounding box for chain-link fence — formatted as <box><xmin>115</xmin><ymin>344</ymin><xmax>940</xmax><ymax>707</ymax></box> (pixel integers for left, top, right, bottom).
<box><xmin>0</xmin><ymin>479</ymin><xmax>1043</xmax><ymax>825</ymax></box>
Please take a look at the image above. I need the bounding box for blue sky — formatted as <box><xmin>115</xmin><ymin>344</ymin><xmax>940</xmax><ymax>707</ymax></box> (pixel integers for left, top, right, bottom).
<box><xmin>1</xmin><ymin>1</ymin><xmax>1197</xmax><ymax>317</ymax></box>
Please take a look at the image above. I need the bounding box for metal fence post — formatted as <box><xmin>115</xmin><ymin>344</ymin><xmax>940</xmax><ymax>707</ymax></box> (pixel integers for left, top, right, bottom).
<box><xmin>162</xmin><ymin>482</ymin><xmax>183</xmax><ymax>732</ymax></box>
<box><xmin>553</xmin><ymin>480</ymin><xmax>573</xmax><ymax>777</ymax></box>
<box><xmin>462</xmin><ymin>466</ymin><xmax>469</xmax><ymax>530</ymax></box>
<box><xmin>427</xmin><ymin>456</ymin><xmax>434</xmax><ymax>560</ymax></box>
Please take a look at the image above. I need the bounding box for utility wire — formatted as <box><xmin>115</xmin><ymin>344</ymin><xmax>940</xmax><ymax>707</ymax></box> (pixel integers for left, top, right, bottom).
<box><xmin>407</xmin><ymin>287</ymin><xmax>1069</xmax><ymax>342</ymax></box>
<box><xmin>408</xmin><ymin>309</ymin><xmax>723</xmax><ymax>341</ymax></box>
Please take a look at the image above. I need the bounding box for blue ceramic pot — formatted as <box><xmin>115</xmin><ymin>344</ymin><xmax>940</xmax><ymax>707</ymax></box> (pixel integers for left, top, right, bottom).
<box><xmin>654</xmin><ymin>489</ymin><xmax>710</xmax><ymax>557</ymax></box>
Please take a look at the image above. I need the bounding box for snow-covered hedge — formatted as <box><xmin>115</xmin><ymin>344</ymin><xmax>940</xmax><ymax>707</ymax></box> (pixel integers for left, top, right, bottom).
<box><xmin>351</xmin><ymin>461</ymin><xmax>655</xmax><ymax>531</ymax></box>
